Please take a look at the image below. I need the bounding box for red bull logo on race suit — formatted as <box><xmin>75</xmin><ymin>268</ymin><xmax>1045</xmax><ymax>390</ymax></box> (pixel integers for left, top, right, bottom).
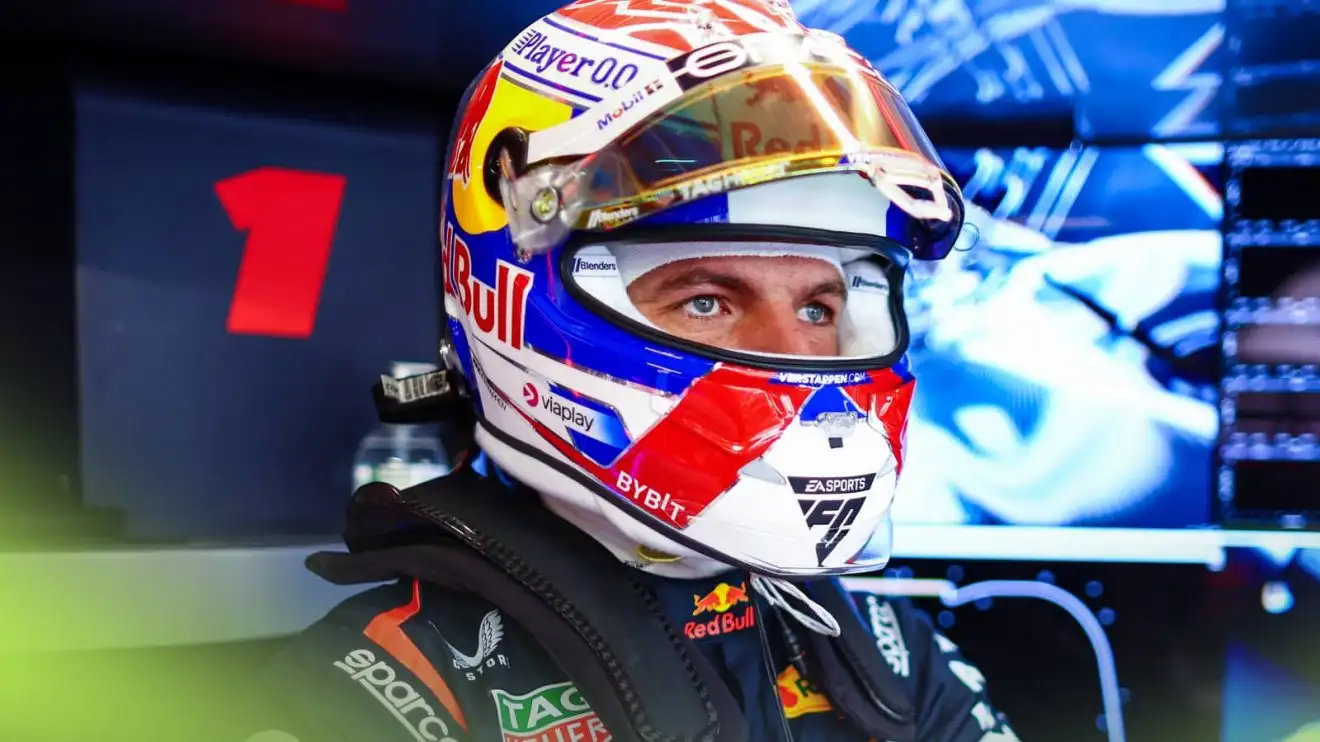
<box><xmin>686</xmin><ymin>582</ymin><xmax>755</xmax><ymax>639</ymax></box>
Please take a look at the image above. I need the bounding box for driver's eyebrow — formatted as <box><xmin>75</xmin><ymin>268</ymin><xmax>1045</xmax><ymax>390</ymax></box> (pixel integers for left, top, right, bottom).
<box><xmin>803</xmin><ymin>279</ymin><xmax>847</xmax><ymax>302</ymax></box>
<box><xmin>647</xmin><ymin>268</ymin><xmax>753</xmax><ymax>297</ymax></box>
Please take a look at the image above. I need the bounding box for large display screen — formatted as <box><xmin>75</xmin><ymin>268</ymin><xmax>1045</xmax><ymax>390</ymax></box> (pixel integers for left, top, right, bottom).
<box><xmin>1221</xmin><ymin>139</ymin><xmax>1320</xmax><ymax>525</ymax></box>
<box><xmin>893</xmin><ymin>143</ymin><xmax>1223</xmax><ymax>529</ymax></box>
<box><xmin>75</xmin><ymin>85</ymin><xmax>441</xmax><ymax>541</ymax></box>
<box><xmin>792</xmin><ymin>0</ymin><xmax>1226</xmax><ymax>140</ymax></box>
<box><xmin>1223</xmin><ymin>0</ymin><xmax>1320</xmax><ymax>136</ymax></box>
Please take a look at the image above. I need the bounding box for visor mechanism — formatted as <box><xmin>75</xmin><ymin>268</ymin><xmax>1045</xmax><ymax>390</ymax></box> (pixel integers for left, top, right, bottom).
<box><xmin>484</xmin><ymin>126</ymin><xmax>583</xmax><ymax>263</ymax></box>
<box><xmin>482</xmin><ymin>127</ymin><xmax>530</xmax><ymax>207</ymax></box>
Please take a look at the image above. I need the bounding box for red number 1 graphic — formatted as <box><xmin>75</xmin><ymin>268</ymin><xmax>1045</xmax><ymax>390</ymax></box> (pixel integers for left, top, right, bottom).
<box><xmin>216</xmin><ymin>167</ymin><xmax>347</xmax><ymax>339</ymax></box>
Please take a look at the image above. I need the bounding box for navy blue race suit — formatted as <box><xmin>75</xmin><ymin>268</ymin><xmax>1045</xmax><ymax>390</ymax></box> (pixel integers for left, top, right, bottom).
<box><xmin>241</xmin><ymin>570</ymin><xmax>1019</xmax><ymax>741</ymax></box>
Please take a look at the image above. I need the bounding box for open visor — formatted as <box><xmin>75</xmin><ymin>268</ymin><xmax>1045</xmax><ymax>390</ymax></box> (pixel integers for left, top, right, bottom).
<box><xmin>501</xmin><ymin>39</ymin><xmax>963</xmax><ymax>261</ymax></box>
<box><xmin>564</xmin><ymin>239</ymin><xmax>909</xmax><ymax>366</ymax></box>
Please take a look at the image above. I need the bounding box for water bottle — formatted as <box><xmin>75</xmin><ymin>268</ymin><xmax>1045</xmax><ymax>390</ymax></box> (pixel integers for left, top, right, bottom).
<box><xmin>352</xmin><ymin>361</ymin><xmax>451</xmax><ymax>493</ymax></box>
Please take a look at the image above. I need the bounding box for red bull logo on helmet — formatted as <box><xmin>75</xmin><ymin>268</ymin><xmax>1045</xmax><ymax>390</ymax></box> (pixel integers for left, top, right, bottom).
<box><xmin>730</xmin><ymin>121</ymin><xmax>824</xmax><ymax>159</ymax></box>
<box><xmin>443</xmin><ymin>222</ymin><xmax>534</xmax><ymax>351</ymax></box>
<box><xmin>448</xmin><ymin>61</ymin><xmax>502</xmax><ymax>189</ymax></box>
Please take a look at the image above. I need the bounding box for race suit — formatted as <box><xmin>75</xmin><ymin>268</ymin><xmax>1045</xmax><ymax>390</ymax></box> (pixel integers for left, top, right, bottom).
<box><xmin>240</xmin><ymin>567</ymin><xmax>1019</xmax><ymax>741</ymax></box>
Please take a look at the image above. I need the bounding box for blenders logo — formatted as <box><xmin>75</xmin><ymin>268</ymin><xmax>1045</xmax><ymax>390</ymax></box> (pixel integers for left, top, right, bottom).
<box><xmin>788</xmin><ymin>473</ymin><xmax>876</xmax><ymax>495</ymax></box>
<box><xmin>523</xmin><ymin>382</ymin><xmax>596</xmax><ymax>433</ymax></box>
<box><xmin>443</xmin><ymin>222</ymin><xmax>534</xmax><ymax>350</ymax></box>
<box><xmin>686</xmin><ymin>583</ymin><xmax>755</xmax><ymax>639</ymax></box>
<box><xmin>851</xmin><ymin>274</ymin><xmax>889</xmax><ymax>293</ymax></box>
<box><xmin>507</xmin><ymin>25</ymin><xmax>642</xmax><ymax>96</ymax></box>
<box><xmin>490</xmin><ymin>682</ymin><xmax>609</xmax><ymax>742</ymax></box>
<box><xmin>571</xmin><ymin>255</ymin><xmax>618</xmax><ymax>276</ymax></box>
<box><xmin>799</xmin><ymin>496</ymin><xmax>865</xmax><ymax>564</ymax></box>
<box><xmin>334</xmin><ymin>649</ymin><xmax>458</xmax><ymax>742</ymax></box>
<box><xmin>585</xmin><ymin>205</ymin><xmax>640</xmax><ymax>228</ymax></box>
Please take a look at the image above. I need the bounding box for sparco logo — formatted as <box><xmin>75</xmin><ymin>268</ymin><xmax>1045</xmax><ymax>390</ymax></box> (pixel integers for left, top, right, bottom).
<box><xmin>586</xmin><ymin>205</ymin><xmax>639</xmax><ymax>229</ymax></box>
<box><xmin>334</xmin><ymin>649</ymin><xmax>458</xmax><ymax>742</ymax></box>
<box><xmin>799</xmin><ymin>496</ymin><xmax>865</xmax><ymax>564</ymax></box>
<box><xmin>788</xmin><ymin>473</ymin><xmax>876</xmax><ymax>495</ymax></box>
<box><xmin>865</xmin><ymin>596</ymin><xmax>911</xmax><ymax>679</ymax></box>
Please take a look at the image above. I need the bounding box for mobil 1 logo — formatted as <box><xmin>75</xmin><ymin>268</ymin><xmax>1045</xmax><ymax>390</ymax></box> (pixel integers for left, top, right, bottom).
<box><xmin>792</xmin><ymin>474</ymin><xmax>874</xmax><ymax>564</ymax></box>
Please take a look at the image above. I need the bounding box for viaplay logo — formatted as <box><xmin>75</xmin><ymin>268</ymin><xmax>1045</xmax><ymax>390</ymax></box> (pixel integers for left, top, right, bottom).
<box><xmin>686</xmin><ymin>582</ymin><xmax>755</xmax><ymax>639</ymax></box>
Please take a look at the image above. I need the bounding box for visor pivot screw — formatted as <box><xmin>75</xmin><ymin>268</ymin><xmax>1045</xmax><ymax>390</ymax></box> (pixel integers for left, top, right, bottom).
<box><xmin>529</xmin><ymin>187</ymin><xmax>560</xmax><ymax>224</ymax></box>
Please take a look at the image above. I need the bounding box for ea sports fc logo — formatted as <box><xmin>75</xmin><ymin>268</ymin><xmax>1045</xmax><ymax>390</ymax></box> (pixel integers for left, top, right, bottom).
<box><xmin>685</xmin><ymin>582</ymin><xmax>755</xmax><ymax>639</ymax></box>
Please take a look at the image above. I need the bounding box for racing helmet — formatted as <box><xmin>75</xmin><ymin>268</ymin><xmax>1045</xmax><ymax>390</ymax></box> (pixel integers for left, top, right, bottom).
<box><xmin>439</xmin><ymin>0</ymin><xmax>964</xmax><ymax>579</ymax></box>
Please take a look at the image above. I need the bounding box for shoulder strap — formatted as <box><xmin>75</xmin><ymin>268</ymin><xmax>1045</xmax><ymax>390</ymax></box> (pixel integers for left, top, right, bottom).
<box><xmin>803</xmin><ymin>580</ymin><xmax>917</xmax><ymax>742</ymax></box>
<box><xmin>306</xmin><ymin>467</ymin><xmax>746</xmax><ymax>742</ymax></box>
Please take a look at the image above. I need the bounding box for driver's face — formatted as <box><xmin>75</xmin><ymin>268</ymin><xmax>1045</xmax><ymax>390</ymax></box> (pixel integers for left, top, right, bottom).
<box><xmin>625</xmin><ymin>255</ymin><xmax>845</xmax><ymax>356</ymax></box>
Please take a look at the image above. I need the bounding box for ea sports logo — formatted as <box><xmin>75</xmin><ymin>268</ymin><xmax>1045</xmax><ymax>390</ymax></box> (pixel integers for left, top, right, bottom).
<box><xmin>523</xmin><ymin>383</ymin><xmax>540</xmax><ymax>406</ymax></box>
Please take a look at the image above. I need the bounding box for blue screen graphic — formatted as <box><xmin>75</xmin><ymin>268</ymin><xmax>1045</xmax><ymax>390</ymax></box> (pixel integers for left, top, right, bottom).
<box><xmin>792</xmin><ymin>0</ymin><xmax>1226</xmax><ymax>139</ymax></box>
<box><xmin>1224</xmin><ymin>0</ymin><xmax>1320</xmax><ymax>136</ymax></box>
<box><xmin>892</xmin><ymin>143</ymin><xmax>1223</xmax><ymax>528</ymax></box>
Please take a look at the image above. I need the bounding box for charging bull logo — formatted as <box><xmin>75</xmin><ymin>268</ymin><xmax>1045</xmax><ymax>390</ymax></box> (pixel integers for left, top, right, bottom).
<box><xmin>686</xmin><ymin>582</ymin><xmax>755</xmax><ymax>639</ymax></box>
<box><xmin>448</xmin><ymin>60</ymin><xmax>503</xmax><ymax>188</ymax></box>
<box><xmin>692</xmin><ymin>582</ymin><xmax>749</xmax><ymax>615</ymax></box>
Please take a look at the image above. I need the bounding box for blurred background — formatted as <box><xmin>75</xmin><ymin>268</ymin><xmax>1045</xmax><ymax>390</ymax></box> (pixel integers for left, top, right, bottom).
<box><xmin>1</xmin><ymin>0</ymin><xmax>1319</xmax><ymax>739</ymax></box>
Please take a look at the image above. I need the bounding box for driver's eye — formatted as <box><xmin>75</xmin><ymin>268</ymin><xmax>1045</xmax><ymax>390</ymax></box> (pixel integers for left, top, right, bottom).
<box><xmin>684</xmin><ymin>296</ymin><xmax>722</xmax><ymax>318</ymax></box>
<box><xmin>798</xmin><ymin>303</ymin><xmax>833</xmax><ymax>325</ymax></box>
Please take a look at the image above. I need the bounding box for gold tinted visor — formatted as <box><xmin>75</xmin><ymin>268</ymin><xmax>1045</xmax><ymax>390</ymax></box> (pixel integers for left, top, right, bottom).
<box><xmin>573</xmin><ymin>62</ymin><xmax>947</xmax><ymax>228</ymax></box>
